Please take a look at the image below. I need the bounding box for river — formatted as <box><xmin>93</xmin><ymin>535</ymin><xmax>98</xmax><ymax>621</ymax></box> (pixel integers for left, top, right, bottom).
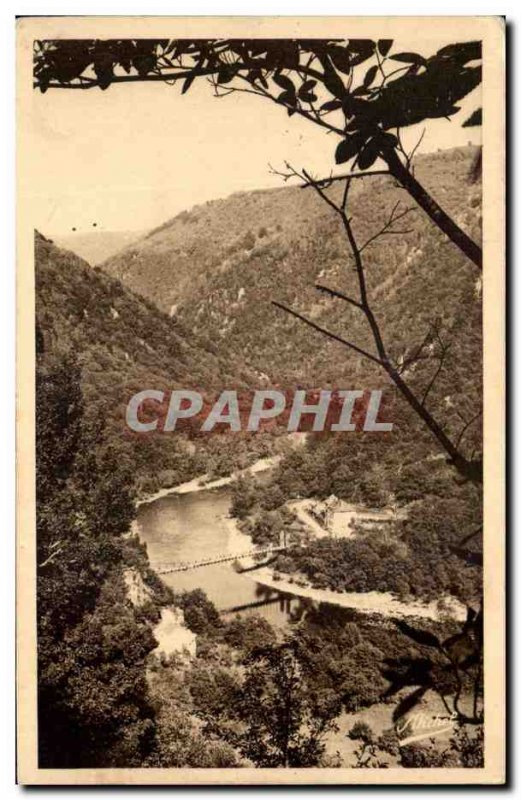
<box><xmin>136</xmin><ymin>484</ymin><xmax>302</xmax><ymax>627</ymax></box>
<box><xmin>136</xmin><ymin>477</ymin><xmax>468</xmax><ymax>626</ymax></box>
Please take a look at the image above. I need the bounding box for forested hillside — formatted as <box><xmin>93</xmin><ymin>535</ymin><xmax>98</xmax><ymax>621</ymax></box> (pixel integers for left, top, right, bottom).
<box><xmin>35</xmin><ymin>232</ymin><xmax>272</xmax><ymax>492</ymax></box>
<box><xmin>102</xmin><ymin>146</ymin><xmax>482</xmax><ymax>508</ymax></box>
<box><xmin>105</xmin><ymin>144</ymin><xmax>483</xmax><ymax>608</ymax></box>
<box><xmin>103</xmin><ymin>147</ymin><xmax>481</xmax><ymax>443</ymax></box>
<box><xmin>34</xmin><ymin>143</ymin><xmax>483</xmax><ymax>766</ymax></box>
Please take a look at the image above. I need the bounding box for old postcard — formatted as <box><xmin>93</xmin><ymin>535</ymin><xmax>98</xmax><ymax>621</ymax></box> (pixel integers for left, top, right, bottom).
<box><xmin>16</xmin><ymin>16</ymin><xmax>505</xmax><ymax>784</ymax></box>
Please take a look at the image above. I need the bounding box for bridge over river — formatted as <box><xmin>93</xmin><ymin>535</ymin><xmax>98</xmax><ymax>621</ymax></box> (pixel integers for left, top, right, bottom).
<box><xmin>152</xmin><ymin>544</ymin><xmax>287</xmax><ymax>575</ymax></box>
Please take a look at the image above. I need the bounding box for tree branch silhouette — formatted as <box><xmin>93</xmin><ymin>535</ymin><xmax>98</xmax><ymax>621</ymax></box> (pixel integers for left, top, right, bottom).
<box><xmin>33</xmin><ymin>38</ymin><xmax>483</xmax><ymax>268</ymax></box>
<box><xmin>272</xmin><ymin>166</ymin><xmax>481</xmax><ymax>483</ymax></box>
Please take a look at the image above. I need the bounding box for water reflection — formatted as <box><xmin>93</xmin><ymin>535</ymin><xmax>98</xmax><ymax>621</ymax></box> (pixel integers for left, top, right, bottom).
<box><xmin>137</xmin><ymin>485</ymin><xmax>309</xmax><ymax>627</ymax></box>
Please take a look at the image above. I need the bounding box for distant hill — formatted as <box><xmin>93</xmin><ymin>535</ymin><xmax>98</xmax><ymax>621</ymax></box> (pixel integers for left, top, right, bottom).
<box><xmin>54</xmin><ymin>230</ymin><xmax>145</xmax><ymax>265</ymax></box>
<box><xmin>103</xmin><ymin>147</ymin><xmax>482</xmax><ymax>452</ymax></box>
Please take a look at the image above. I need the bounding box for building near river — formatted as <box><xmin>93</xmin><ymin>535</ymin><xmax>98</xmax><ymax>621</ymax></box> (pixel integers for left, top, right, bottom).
<box><xmin>311</xmin><ymin>495</ymin><xmax>407</xmax><ymax>539</ymax></box>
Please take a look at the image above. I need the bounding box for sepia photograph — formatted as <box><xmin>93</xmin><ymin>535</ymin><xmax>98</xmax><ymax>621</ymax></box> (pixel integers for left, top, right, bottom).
<box><xmin>16</xmin><ymin>15</ymin><xmax>505</xmax><ymax>785</ymax></box>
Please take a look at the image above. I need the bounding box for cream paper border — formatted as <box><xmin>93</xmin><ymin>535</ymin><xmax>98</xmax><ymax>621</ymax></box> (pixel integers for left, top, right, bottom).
<box><xmin>16</xmin><ymin>15</ymin><xmax>505</xmax><ymax>785</ymax></box>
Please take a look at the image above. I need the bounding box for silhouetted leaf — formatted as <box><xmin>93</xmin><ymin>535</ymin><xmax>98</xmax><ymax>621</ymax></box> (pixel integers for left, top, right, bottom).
<box><xmin>363</xmin><ymin>65</ymin><xmax>378</xmax><ymax>88</ymax></box>
<box><xmin>463</xmin><ymin>108</ymin><xmax>482</xmax><ymax>127</ymax></box>
<box><xmin>378</xmin><ymin>40</ymin><xmax>393</xmax><ymax>57</ymax></box>
<box><xmin>435</xmin><ymin>41</ymin><xmax>481</xmax><ymax>64</ymax></box>
<box><xmin>298</xmin><ymin>80</ymin><xmax>317</xmax><ymax>104</ymax></box>
<box><xmin>357</xmin><ymin>140</ymin><xmax>379</xmax><ymax>170</ymax></box>
<box><xmin>298</xmin><ymin>79</ymin><xmax>317</xmax><ymax>97</ymax></box>
<box><xmin>217</xmin><ymin>64</ymin><xmax>238</xmax><ymax>84</ymax></box>
<box><xmin>348</xmin><ymin>40</ymin><xmax>376</xmax><ymax>67</ymax></box>
<box><xmin>377</xmin><ymin>131</ymin><xmax>398</xmax><ymax>149</ymax></box>
<box><xmin>342</xmin><ymin>95</ymin><xmax>378</xmax><ymax>125</ymax></box>
<box><xmin>273</xmin><ymin>72</ymin><xmax>295</xmax><ymax>93</ymax></box>
<box><xmin>328</xmin><ymin>45</ymin><xmax>352</xmax><ymax>75</ymax></box>
<box><xmin>335</xmin><ymin>135</ymin><xmax>362</xmax><ymax>164</ymax></box>
<box><xmin>321</xmin><ymin>57</ymin><xmax>346</xmax><ymax>98</ymax></box>
<box><xmin>133</xmin><ymin>53</ymin><xmax>156</xmax><ymax>78</ymax></box>
<box><xmin>442</xmin><ymin>104</ymin><xmax>461</xmax><ymax>118</ymax></box>
<box><xmin>299</xmin><ymin>92</ymin><xmax>318</xmax><ymax>104</ymax></box>
<box><xmin>275</xmin><ymin>41</ymin><xmax>300</xmax><ymax>69</ymax></box>
<box><xmin>249</xmin><ymin>68</ymin><xmax>268</xmax><ymax>89</ymax></box>
<box><xmin>320</xmin><ymin>99</ymin><xmax>343</xmax><ymax>112</ymax></box>
<box><xmin>277</xmin><ymin>89</ymin><xmax>297</xmax><ymax>108</ymax></box>
<box><xmin>389</xmin><ymin>52</ymin><xmax>426</xmax><ymax>66</ymax></box>
<box><xmin>181</xmin><ymin>73</ymin><xmax>196</xmax><ymax>94</ymax></box>
<box><xmin>93</xmin><ymin>53</ymin><xmax>114</xmax><ymax>89</ymax></box>
<box><xmin>352</xmin><ymin>86</ymin><xmax>371</xmax><ymax>97</ymax></box>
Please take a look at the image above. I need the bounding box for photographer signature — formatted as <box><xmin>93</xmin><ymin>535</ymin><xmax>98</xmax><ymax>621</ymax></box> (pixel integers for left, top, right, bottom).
<box><xmin>395</xmin><ymin>711</ymin><xmax>458</xmax><ymax>746</ymax></box>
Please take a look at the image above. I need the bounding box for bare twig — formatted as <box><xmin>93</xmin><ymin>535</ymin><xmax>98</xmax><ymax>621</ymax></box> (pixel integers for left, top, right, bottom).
<box><xmin>407</xmin><ymin>127</ymin><xmax>426</xmax><ymax>169</ymax></box>
<box><xmin>455</xmin><ymin>409</ymin><xmax>483</xmax><ymax>449</ymax></box>
<box><xmin>397</xmin><ymin>325</ymin><xmax>438</xmax><ymax>374</ymax></box>
<box><xmin>315</xmin><ymin>284</ymin><xmax>363</xmax><ymax>310</ymax></box>
<box><xmin>358</xmin><ymin>203</ymin><xmax>417</xmax><ymax>253</ymax></box>
<box><xmin>420</xmin><ymin>343</ymin><xmax>452</xmax><ymax>407</ymax></box>
<box><xmin>272</xmin><ymin>164</ymin><xmax>480</xmax><ymax>482</ymax></box>
<box><xmin>269</xmin><ymin>162</ymin><xmax>389</xmax><ymax>188</ymax></box>
<box><xmin>302</xmin><ymin>170</ymin><xmax>390</xmax><ymax>188</ymax></box>
<box><xmin>302</xmin><ymin>168</ymin><xmax>343</xmax><ymax>215</ymax></box>
<box><xmin>271</xmin><ymin>300</ymin><xmax>384</xmax><ymax>367</ymax></box>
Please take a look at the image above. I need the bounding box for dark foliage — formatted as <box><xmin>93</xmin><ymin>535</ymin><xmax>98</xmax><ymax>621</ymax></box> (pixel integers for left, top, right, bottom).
<box><xmin>233</xmin><ymin>641</ymin><xmax>340</xmax><ymax>767</ymax></box>
<box><xmin>384</xmin><ymin>606</ymin><xmax>483</xmax><ymax>725</ymax></box>
<box><xmin>36</xmin><ymin>348</ymin><xmax>158</xmax><ymax>767</ymax></box>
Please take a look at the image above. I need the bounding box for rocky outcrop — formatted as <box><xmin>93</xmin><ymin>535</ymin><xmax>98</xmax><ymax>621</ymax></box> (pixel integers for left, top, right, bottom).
<box><xmin>152</xmin><ymin>607</ymin><xmax>197</xmax><ymax>658</ymax></box>
<box><xmin>123</xmin><ymin>567</ymin><xmax>154</xmax><ymax>607</ymax></box>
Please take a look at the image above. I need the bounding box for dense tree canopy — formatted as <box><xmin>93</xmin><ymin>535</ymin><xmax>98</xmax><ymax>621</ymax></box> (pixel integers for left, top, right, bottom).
<box><xmin>36</xmin><ymin>348</ymin><xmax>158</xmax><ymax>766</ymax></box>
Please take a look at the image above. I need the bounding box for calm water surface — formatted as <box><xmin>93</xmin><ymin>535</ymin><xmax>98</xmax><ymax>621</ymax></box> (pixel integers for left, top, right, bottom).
<box><xmin>137</xmin><ymin>486</ymin><xmax>303</xmax><ymax>626</ymax></box>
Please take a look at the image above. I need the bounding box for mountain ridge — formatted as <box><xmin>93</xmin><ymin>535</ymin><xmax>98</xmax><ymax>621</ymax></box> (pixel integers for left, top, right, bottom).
<box><xmin>101</xmin><ymin>147</ymin><xmax>481</xmax><ymax>432</ymax></box>
<box><xmin>54</xmin><ymin>229</ymin><xmax>146</xmax><ymax>266</ymax></box>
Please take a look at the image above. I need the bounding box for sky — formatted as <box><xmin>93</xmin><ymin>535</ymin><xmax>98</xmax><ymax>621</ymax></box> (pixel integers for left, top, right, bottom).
<box><xmin>27</xmin><ymin>38</ymin><xmax>481</xmax><ymax>237</ymax></box>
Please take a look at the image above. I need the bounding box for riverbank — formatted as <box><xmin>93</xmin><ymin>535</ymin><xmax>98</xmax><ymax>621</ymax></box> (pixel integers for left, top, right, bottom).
<box><xmin>136</xmin><ymin>455</ymin><xmax>281</xmax><ymax>507</ymax></box>
<box><xmin>223</xmin><ymin>507</ymin><xmax>467</xmax><ymax>623</ymax></box>
<box><xmin>242</xmin><ymin>564</ymin><xmax>468</xmax><ymax>622</ymax></box>
<box><xmin>137</xmin><ymin>456</ymin><xmax>468</xmax><ymax>625</ymax></box>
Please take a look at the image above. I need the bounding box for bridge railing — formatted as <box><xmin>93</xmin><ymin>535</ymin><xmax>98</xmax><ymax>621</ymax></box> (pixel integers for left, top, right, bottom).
<box><xmin>153</xmin><ymin>543</ymin><xmax>286</xmax><ymax>574</ymax></box>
